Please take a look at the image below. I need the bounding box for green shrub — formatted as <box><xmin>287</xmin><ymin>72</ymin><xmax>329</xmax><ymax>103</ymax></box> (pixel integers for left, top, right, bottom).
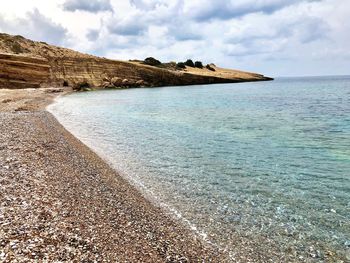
<box><xmin>206</xmin><ymin>64</ymin><xmax>216</xmax><ymax>71</ymax></box>
<box><xmin>144</xmin><ymin>57</ymin><xmax>162</xmax><ymax>66</ymax></box>
<box><xmin>176</xmin><ymin>62</ymin><xmax>186</xmax><ymax>69</ymax></box>
<box><xmin>194</xmin><ymin>61</ymin><xmax>203</xmax><ymax>68</ymax></box>
<box><xmin>184</xmin><ymin>59</ymin><xmax>195</xmax><ymax>67</ymax></box>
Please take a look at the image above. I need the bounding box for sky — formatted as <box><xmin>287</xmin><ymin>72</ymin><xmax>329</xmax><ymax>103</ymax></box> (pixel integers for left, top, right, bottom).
<box><xmin>0</xmin><ymin>0</ymin><xmax>349</xmax><ymax>77</ymax></box>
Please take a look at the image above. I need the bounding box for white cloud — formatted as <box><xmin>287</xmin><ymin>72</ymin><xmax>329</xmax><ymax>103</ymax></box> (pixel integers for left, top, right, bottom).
<box><xmin>63</xmin><ymin>0</ymin><xmax>113</xmax><ymax>12</ymax></box>
<box><xmin>0</xmin><ymin>0</ymin><xmax>349</xmax><ymax>76</ymax></box>
<box><xmin>0</xmin><ymin>8</ymin><xmax>68</xmax><ymax>45</ymax></box>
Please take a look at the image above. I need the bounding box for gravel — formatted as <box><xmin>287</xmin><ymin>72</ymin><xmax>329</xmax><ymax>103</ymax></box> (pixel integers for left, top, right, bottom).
<box><xmin>0</xmin><ymin>89</ymin><xmax>227</xmax><ymax>262</ymax></box>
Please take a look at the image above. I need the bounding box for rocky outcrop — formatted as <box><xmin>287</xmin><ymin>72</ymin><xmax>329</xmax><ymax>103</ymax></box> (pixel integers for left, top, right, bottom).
<box><xmin>0</xmin><ymin>33</ymin><xmax>273</xmax><ymax>89</ymax></box>
<box><xmin>0</xmin><ymin>53</ymin><xmax>50</xmax><ymax>89</ymax></box>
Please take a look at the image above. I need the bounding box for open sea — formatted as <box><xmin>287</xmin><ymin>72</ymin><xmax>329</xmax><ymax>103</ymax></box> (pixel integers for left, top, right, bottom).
<box><xmin>49</xmin><ymin>76</ymin><xmax>350</xmax><ymax>261</ymax></box>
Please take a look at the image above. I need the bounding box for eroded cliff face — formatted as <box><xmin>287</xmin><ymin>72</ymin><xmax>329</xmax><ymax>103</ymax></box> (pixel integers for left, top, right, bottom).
<box><xmin>0</xmin><ymin>54</ymin><xmax>50</xmax><ymax>89</ymax></box>
<box><xmin>49</xmin><ymin>57</ymin><xmax>258</xmax><ymax>88</ymax></box>
<box><xmin>0</xmin><ymin>33</ymin><xmax>272</xmax><ymax>89</ymax></box>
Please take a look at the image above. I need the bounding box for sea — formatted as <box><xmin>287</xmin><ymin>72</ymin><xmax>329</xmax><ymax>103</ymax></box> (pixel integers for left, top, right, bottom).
<box><xmin>48</xmin><ymin>76</ymin><xmax>350</xmax><ymax>261</ymax></box>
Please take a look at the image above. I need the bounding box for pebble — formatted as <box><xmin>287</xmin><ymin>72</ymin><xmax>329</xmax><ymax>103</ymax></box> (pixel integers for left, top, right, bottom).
<box><xmin>0</xmin><ymin>107</ymin><xmax>227</xmax><ymax>262</ymax></box>
<box><xmin>1</xmin><ymin>89</ymin><xmax>347</xmax><ymax>262</ymax></box>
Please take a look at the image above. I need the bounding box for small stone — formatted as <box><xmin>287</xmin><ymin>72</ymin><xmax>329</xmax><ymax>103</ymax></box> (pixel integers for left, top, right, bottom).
<box><xmin>135</xmin><ymin>80</ymin><xmax>145</xmax><ymax>86</ymax></box>
<box><xmin>111</xmin><ymin>77</ymin><xmax>122</xmax><ymax>86</ymax></box>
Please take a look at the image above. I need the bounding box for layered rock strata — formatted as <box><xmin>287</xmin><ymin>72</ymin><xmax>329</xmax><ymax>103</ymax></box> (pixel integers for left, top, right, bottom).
<box><xmin>0</xmin><ymin>54</ymin><xmax>50</xmax><ymax>89</ymax></box>
<box><xmin>0</xmin><ymin>33</ymin><xmax>272</xmax><ymax>89</ymax></box>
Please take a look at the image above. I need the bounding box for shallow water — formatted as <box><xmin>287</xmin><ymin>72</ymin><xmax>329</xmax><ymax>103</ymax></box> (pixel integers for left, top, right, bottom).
<box><xmin>49</xmin><ymin>76</ymin><xmax>350</xmax><ymax>261</ymax></box>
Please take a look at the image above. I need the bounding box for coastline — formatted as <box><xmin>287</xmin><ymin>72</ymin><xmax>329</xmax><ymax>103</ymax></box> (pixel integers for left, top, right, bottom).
<box><xmin>0</xmin><ymin>89</ymin><xmax>227</xmax><ymax>262</ymax></box>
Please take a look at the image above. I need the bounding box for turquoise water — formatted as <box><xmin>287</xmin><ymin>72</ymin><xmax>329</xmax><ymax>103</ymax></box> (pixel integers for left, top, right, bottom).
<box><xmin>49</xmin><ymin>77</ymin><xmax>350</xmax><ymax>261</ymax></box>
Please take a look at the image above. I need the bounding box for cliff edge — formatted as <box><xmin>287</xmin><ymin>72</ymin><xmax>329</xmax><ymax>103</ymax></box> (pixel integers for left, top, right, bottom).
<box><xmin>0</xmin><ymin>33</ymin><xmax>272</xmax><ymax>89</ymax></box>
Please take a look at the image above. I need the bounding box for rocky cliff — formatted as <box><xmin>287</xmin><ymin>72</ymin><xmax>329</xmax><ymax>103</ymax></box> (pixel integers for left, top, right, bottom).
<box><xmin>0</xmin><ymin>33</ymin><xmax>272</xmax><ymax>89</ymax></box>
<box><xmin>0</xmin><ymin>53</ymin><xmax>50</xmax><ymax>89</ymax></box>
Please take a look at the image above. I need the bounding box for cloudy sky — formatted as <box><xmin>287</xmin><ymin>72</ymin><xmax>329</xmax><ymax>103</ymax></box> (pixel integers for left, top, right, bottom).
<box><xmin>0</xmin><ymin>0</ymin><xmax>349</xmax><ymax>77</ymax></box>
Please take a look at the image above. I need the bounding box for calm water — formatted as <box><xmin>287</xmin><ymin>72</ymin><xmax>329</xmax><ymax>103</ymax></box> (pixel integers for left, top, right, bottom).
<box><xmin>49</xmin><ymin>77</ymin><xmax>350</xmax><ymax>261</ymax></box>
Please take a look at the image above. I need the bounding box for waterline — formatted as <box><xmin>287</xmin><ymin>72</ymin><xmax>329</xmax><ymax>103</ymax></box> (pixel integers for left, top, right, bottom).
<box><xmin>49</xmin><ymin>77</ymin><xmax>350</xmax><ymax>261</ymax></box>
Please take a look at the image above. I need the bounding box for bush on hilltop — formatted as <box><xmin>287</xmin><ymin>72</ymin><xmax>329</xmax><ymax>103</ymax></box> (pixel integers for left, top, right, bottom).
<box><xmin>176</xmin><ymin>62</ymin><xmax>186</xmax><ymax>69</ymax></box>
<box><xmin>184</xmin><ymin>59</ymin><xmax>195</xmax><ymax>67</ymax></box>
<box><xmin>194</xmin><ymin>61</ymin><xmax>203</xmax><ymax>68</ymax></box>
<box><xmin>206</xmin><ymin>64</ymin><xmax>216</xmax><ymax>71</ymax></box>
<box><xmin>144</xmin><ymin>57</ymin><xmax>162</xmax><ymax>66</ymax></box>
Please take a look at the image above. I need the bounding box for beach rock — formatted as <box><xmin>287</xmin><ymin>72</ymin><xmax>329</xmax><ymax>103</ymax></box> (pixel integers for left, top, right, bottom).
<box><xmin>111</xmin><ymin>77</ymin><xmax>122</xmax><ymax>86</ymax></box>
<box><xmin>102</xmin><ymin>81</ymin><xmax>113</xmax><ymax>89</ymax></box>
<box><xmin>102</xmin><ymin>76</ymin><xmax>110</xmax><ymax>82</ymax></box>
<box><xmin>122</xmin><ymin>79</ymin><xmax>130</xmax><ymax>86</ymax></box>
<box><xmin>135</xmin><ymin>80</ymin><xmax>145</xmax><ymax>87</ymax></box>
<box><xmin>45</xmin><ymin>88</ymin><xmax>64</xmax><ymax>93</ymax></box>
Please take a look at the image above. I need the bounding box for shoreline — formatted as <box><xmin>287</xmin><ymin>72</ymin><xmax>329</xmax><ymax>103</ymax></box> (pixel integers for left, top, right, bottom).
<box><xmin>47</xmin><ymin>93</ymin><xmax>216</xmax><ymax>250</ymax></box>
<box><xmin>0</xmin><ymin>88</ymin><xmax>228</xmax><ymax>262</ymax></box>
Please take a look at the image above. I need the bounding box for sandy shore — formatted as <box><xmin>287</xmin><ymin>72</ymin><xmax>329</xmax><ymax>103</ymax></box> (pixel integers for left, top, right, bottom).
<box><xmin>0</xmin><ymin>88</ymin><xmax>227</xmax><ymax>262</ymax></box>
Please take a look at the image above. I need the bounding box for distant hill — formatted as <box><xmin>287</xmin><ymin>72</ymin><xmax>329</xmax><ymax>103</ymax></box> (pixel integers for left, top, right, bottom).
<box><xmin>0</xmin><ymin>33</ymin><xmax>272</xmax><ymax>89</ymax></box>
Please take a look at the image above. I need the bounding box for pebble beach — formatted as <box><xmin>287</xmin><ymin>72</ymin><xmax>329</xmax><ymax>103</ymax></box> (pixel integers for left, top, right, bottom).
<box><xmin>0</xmin><ymin>88</ymin><xmax>226</xmax><ymax>262</ymax></box>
